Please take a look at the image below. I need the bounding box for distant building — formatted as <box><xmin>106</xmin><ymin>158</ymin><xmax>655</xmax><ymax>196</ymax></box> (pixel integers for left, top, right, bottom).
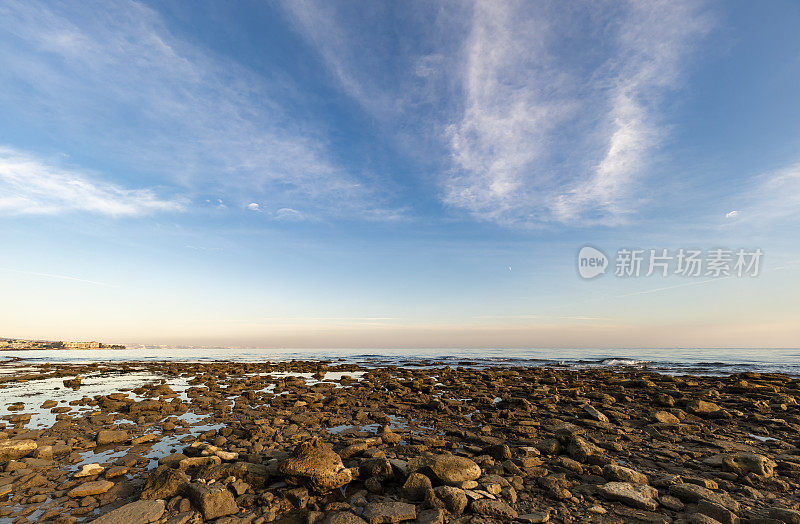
<box><xmin>63</xmin><ymin>341</ymin><xmax>102</xmax><ymax>349</ymax></box>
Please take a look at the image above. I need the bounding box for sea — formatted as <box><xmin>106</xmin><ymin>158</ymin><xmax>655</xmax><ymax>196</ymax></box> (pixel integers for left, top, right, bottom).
<box><xmin>2</xmin><ymin>347</ymin><xmax>799</xmax><ymax>377</ymax></box>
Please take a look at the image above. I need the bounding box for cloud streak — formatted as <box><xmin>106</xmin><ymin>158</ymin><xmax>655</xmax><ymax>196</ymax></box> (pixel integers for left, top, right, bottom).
<box><xmin>0</xmin><ymin>147</ymin><xmax>183</xmax><ymax>216</ymax></box>
<box><xmin>0</xmin><ymin>0</ymin><xmax>395</xmax><ymax>220</ymax></box>
<box><xmin>447</xmin><ymin>1</ymin><xmax>710</xmax><ymax>226</ymax></box>
<box><xmin>286</xmin><ymin>1</ymin><xmax>711</xmax><ymax>227</ymax></box>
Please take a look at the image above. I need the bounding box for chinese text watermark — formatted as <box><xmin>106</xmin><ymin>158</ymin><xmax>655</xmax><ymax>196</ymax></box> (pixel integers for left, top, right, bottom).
<box><xmin>578</xmin><ymin>246</ymin><xmax>762</xmax><ymax>280</ymax></box>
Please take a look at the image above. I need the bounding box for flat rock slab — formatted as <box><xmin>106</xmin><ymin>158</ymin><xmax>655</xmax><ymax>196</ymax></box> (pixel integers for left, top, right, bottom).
<box><xmin>0</xmin><ymin>439</ymin><xmax>37</xmax><ymax>462</ymax></box>
<box><xmin>68</xmin><ymin>479</ymin><xmax>114</xmax><ymax>497</ymax></box>
<box><xmin>361</xmin><ymin>502</ymin><xmax>416</xmax><ymax>523</ymax></box>
<box><xmin>323</xmin><ymin>513</ymin><xmax>368</xmax><ymax>524</ymax></box>
<box><xmin>599</xmin><ymin>481</ymin><xmax>658</xmax><ymax>511</ymax></box>
<box><xmin>90</xmin><ymin>499</ymin><xmax>165</xmax><ymax>524</ymax></box>
<box><xmin>471</xmin><ymin>499</ymin><xmax>519</xmax><ymax>520</ymax></box>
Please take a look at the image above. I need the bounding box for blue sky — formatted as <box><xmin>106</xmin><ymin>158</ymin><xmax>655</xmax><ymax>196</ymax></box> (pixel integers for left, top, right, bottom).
<box><xmin>1</xmin><ymin>0</ymin><xmax>799</xmax><ymax>347</ymax></box>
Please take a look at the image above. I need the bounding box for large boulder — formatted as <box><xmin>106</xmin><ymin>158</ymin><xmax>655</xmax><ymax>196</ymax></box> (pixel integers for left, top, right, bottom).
<box><xmin>278</xmin><ymin>437</ymin><xmax>353</xmax><ymax>493</ymax></box>
<box><xmin>408</xmin><ymin>454</ymin><xmax>481</xmax><ymax>486</ymax></box>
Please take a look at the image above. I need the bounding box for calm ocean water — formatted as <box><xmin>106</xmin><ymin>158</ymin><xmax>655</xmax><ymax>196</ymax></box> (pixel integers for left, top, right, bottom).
<box><xmin>2</xmin><ymin>347</ymin><xmax>799</xmax><ymax>376</ymax></box>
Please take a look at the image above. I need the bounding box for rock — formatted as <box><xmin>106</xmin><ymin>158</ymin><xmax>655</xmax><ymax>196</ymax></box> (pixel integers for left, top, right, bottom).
<box><xmin>697</xmin><ymin>500</ymin><xmax>739</xmax><ymax>524</ymax></box>
<box><xmin>769</xmin><ymin>508</ymin><xmax>800</xmax><ymax>524</ymax></box>
<box><xmin>598</xmin><ymin>482</ymin><xmax>658</xmax><ymax>511</ymax></box>
<box><xmin>360</xmin><ymin>458</ymin><xmax>392</xmax><ymax>479</ymax></box>
<box><xmin>278</xmin><ymin>437</ymin><xmax>353</xmax><ymax>492</ymax></box>
<box><xmin>183</xmin><ymin>482</ymin><xmax>238</xmax><ymax>520</ymax></box>
<box><xmin>408</xmin><ymin>454</ymin><xmax>481</xmax><ymax>486</ymax></box>
<box><xmin>483</xmin><ymin>444</ymin><xmax>512</xmax><ymax>460</ymax></box>
<box><xmin>518</xmin><ymin>511</ymin><xmax>551</xmax><ymax>523</ymax></box>
<box><xmin>688</xmin><ymin>514</ymin><xmax>724</xmax><ymax>524</ymax></box>
<box><xmin>130</xmin><ymin>434</ymin><xmax>158</xmax><ymax>445</ymax></box>
<box><xmin>653</xmin><ymin>411</ymin><xmax>680</xmax><ymax>424</ymax></box>
<box><xmin>402</xmin><ymin>472</ymin><xmax>432</xmax><ymax>500</ymax></box>
<box><xmin>96</xmin><ymin>430</ymin><xmax>128</xmax><ymax>446</ymax></box>
<box><xmin>75</xmin><ymin>463</ymin><xmax>104</xmax><ymax>478</ymax></box>
<box><xmin>668</xmin><ymin>484</ymin><xmax>740</xmax><ymax>512</ymax></box>
<box><xmin>722</xmin><ymin>452</ymin><xmax>776</xmax><ymax>477</ymax></box>
<box><xmin>415</xmin><ymin>508</ymin><xmax>444</xmax><ymax>524</ymax></box>
<box><xmin>90</xmin><ymin>499</ymin><xmax>165</xmax><ymax>524</ymax></box>
<box><xmin>433</xmin><ymin>486</ymin><xmax>468</xmax><ymax>516</ymax></box>
<box><xmin>471</xmin><ymin>499</ymin><xmax>518</xmax><ymax>520</ymax></box>
<box><xmin>361</xmin><ymin>501</ymin><xmax>416</xmax><ymax>524</ymax></box>
<box><xmin>323</xmin><ymin>512</ymin><xmax>368</xmax><ymax>524</ymax></box>
<box><xmin>140</xmin><ymin>465</ymin><xmax>189</xmax><ymax>499</ymax></box>
<box><xmin>566</xmin><ymin>436</ymin><xmax>604</xmax><ymax>464</ymax></box>
<box><xmin>686</xmin><ymin>400</ymin><xmax>721</xmax><ymax>415</ymax></box>
<box><xmin>603</xmin><ymin>464</ymin><xmax>648</xmax><ymax>485</ymax></box>
<box><xmin>583</xmin><ymin>404</ymin><xmax>609</xmax><ymax>422</ymax></box>
<box><xmin>0</xmin><ymin>439</ymin><xmax>37</xmax><ymax>462</ymax></box>
<box><xmin>67</xmin><ymin>479</ymin><xmax>114</xmax><ymax>497</ymax></box>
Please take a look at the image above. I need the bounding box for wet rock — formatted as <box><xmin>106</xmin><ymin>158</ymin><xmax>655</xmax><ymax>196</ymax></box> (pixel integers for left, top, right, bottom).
<box><xmin>67</xmin><ymin>479</ymin><xmax>114</xmax><ymax>497</ymax></box>
<box><xmin>471</xmin><ymin>499</ymin><xmax>518</xmax><ymax>520</ymax></box>
<box><xmin>91</xmin><ymin>499</ymin><xmax>165</xmax><ymax>524</ymax></box>
<box><xmin>278</xmin><ymin>437</ymin><xmax>353</xmax><ymax>492</ymax></box>
<box><xmin>75</xmin><ymin>463</ymin><xmax>104</xmax><ymax>478</ymax></box>
<box><xmin>361</xmin><ymin>501</ymin><xmax>416</xmax><ymax>524</ymax></box>
<box><xmin>598</xmin><ymin>481</ymin><xmax>659</xmax><ymax>511</ymax></box>
<box><xmin>140</xmin><ymin>465</ymin><xmax>189</xmax><ymax>499</ymax></box>
<box><xmin>184</xmin><ymin>482</ymin><xmax>238</xmax><ymax>520</ymax></box>
<box><xmin>603</xmin><ymin>464</ymin><xmax>649</xmax><ymax>485</ymax></box>
<box><xmin>0</xmin><ymin>439</ymin><xmax>36</xmax><ymax>462</ymax></box>
<box><xmin>408</xmin><ymin>454</ymin><xmax>481</xmax><ymax>486</ymax></box>
<box><xmin>96</xmin><ymin>430</ymin><xmax>128</xmax><ymax>446</ymax></box>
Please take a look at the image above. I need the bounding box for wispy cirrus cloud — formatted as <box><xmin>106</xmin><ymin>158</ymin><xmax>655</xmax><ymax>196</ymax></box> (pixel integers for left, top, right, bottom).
<box><xmin>0</xmin><ymin>147</ymin><xmax>184</xmax><ymax>216</ymax></box>
<box><xmin>448</xmin><ymin>1</ymin><xmax>711</xmax><ymax>226</ymax></box>
<box><xmin>286</xmin><ymin>1</ymin><xmax>711</xmax><ymax>227</ymax></box>
<box><xmin>0</xmin><ymin>0</ymin><xmax>395</xmax><ymax>220</ymax></box>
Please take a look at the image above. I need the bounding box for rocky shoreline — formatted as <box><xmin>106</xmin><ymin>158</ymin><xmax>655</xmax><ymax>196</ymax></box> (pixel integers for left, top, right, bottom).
<box><xmin>0</xmin><ymin>360</ymin><xmax>798</xmax><ymax>523</ymax></box>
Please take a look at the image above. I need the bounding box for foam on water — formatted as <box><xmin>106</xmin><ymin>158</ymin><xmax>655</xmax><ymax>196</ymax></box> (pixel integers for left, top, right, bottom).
<box><xmin>1</xmin><ymin>347</ymin><xmax>799</xmax><ymax>376</ymax></box>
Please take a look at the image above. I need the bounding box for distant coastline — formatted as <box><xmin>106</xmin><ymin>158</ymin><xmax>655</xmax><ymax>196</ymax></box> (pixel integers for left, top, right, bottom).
<box><xmin>0</xmin><ymin>337</ymin><xmax>125</xmax><ymax>350</ymax></box>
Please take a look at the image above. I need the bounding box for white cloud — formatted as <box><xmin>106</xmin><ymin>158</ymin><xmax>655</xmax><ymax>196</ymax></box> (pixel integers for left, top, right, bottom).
<box><xmin>285</xmin><ymin>1</ymin><xmax>710</xmax><ymax>227</ymax></box>
<box><xmin>445</xmin><ymin>1</ymin><xmax>710</xmax><ymax>226</ymax></box>
<box><xmin>726</xmin><ymin>210</ymin><xmax>739</xmax><ymax>219</ymax></box>
<box><xmin>734</xmin><ymin>163</ymin><xmax>800</xmax><ymax>224</ymax></box>
<box><xmin>0</xmin><ymin>147</ymin><xmax>183</xmax><ymax>216</ymax></box>
<box><xmin>0</xmin><ymin>1</ymin><xmax>395</xmax><ymax>220</ymax></box>
<box><xmin>273</xmin><ymin>208</ymin><xmax>304</xmax><ymax>221</ymax></box>
<box><xmin>246</xmin><ymin>203</ymin><xmax>260</xmax><ymax>211</ymax></box>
